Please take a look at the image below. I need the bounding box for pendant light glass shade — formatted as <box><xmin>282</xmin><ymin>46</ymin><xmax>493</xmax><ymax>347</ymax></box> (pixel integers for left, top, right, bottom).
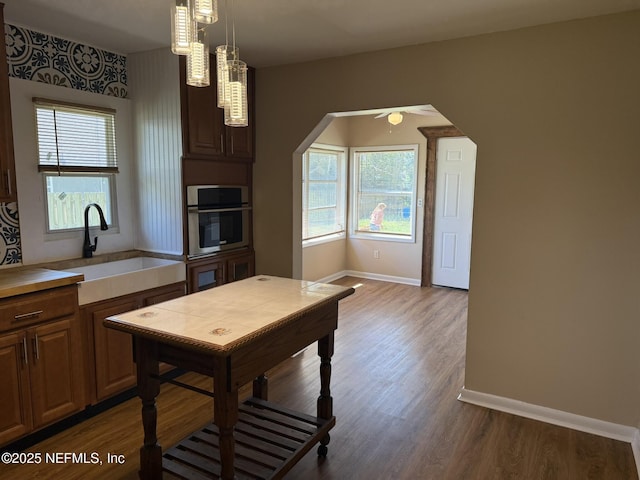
<box><xmin>215</xmin><ymin>45</ymin><xmax>239</xmax><ymax>108</ymax></box>
<box><xmin>171</xmin><ymin>0</ymin><xmax>192</xmax><ymax>55</ymax></box>
<box><xmin>224</xmin><ymin>59</ymin><xmax>248</xmax><ymax>127</ymax></box>
<box><xmin>193</xmin><ymin>0</ymin><xmax>218</xmax><ymax>24</ymax></box>
<box><xmin>186</xmin><ymin>27</ymin><xmax>210</xmax><ymax>87</ymax></box>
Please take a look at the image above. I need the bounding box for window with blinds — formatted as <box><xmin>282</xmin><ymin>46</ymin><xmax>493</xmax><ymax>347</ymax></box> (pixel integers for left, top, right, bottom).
<box><xmin>34</xmin><ymin>98</ymin><xmax>119</xmax><ymax>233</ymax></box>
<box><xmin>350</xmin><ymin>144</ymin><xmax>418</xmax><ymax>241</ymax></box>
<box><xmin>34</xmin><ymin>98</ymin><xmax>118</xmax><ymax>173</ymax></box>
<box><xmin>302</xmin><ymin>144</ymin><xmax>347</xmax><ymax>242</ymax></box>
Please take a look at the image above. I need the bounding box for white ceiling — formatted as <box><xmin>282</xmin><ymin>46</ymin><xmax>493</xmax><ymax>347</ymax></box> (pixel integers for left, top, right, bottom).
<box><xmin>3</xmin><ymin>0</ymin><xmax>640</xmax><ymax>68</ymax></box>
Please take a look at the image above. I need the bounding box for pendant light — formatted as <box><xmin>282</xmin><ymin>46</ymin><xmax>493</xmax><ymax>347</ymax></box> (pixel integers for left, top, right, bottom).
<box><xmin>171</xmin><ymin>0</ymin><xmax>218</xmax><ymax>86</ymax></box>
<box><xmin>171</xmin><ymin>0</ymin><xmax>192</xmax><ymax>55</ymax></box>
<box><xmin>216</xmin><ymin>0</ymin><xmax>248</xmax><ymax>126</ymax></box>
<box><xmin>215</xmin><ymin>45</ymin><xmax>238</xmax><ymax>108</ymax></box>
<box><xmin>187</xmin><ymin>26</ymin><xmax>210</xmax><ymax>87</ymax></box>
<box><xmin>193</xmin><ymin>0</ymin><xmax>218</xmax><ymax>24</ymax></box>
<box><xmin>224</xmin><ymin>59</ymin><xmax>248</xmax><ymax>127</ymax></box>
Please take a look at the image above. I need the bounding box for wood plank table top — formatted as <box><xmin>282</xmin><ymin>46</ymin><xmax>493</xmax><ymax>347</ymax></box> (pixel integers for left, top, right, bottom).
<box><xmin>0</xmin><ymin>267</ymin><xmax>84</xmax><ymax>299</ymax></box>
<box><xmin>104</xmin><ymin>275</ymin><xmax>353</xmax><ymax>354</ymax></box>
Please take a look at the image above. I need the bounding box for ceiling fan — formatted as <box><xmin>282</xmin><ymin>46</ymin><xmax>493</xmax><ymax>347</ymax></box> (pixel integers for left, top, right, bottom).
<box><xmin>374</xmin><ymin>105</ymin><xmax>440</xmax><ymax>125</ymax></box>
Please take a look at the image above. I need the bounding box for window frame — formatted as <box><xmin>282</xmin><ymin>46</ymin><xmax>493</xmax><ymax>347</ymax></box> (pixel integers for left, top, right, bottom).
<box><xmin>34</xmin><ymin>98</ymin><xmax>119</xmax><ymax>235</ymax></box>
<box><xmin>302</xmin><ymin>143</ymin><xmax>348</xmax><ymax>246</ymax></box>
<box><xmin>349</xmin><ymin>144</ymin><xmax>419</xmax><ymax>243</ymax></box>
<box><xmin>41</xmin><ymin>172</ymin><xmax>119</xmax><ymax>236</ymax></box>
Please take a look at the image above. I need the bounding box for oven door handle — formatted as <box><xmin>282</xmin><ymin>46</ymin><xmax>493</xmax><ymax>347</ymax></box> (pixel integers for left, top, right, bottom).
<box><xmin>188</xmin><ymin>206</ymin><xmax>252</xmax><ymax>214</ymax></box>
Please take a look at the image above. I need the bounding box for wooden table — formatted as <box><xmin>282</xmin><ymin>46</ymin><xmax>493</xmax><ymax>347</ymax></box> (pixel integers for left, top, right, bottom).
<box><xmin>104</xmin><ymin>275</ymin><xmax>354</xmax><ymax>480</ymax></box>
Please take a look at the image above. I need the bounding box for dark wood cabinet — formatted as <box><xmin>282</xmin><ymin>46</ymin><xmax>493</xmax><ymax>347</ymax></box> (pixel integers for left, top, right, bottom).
<box><xmin>83</xmin><ymin>282</ymin><xmax>186</xmax><ymax>403</ymax></box>
<box><xmin>180</xmin><ymin>56</ymin><xmax>255</xmax><ymax>161</ymax></box>
<box><xmin>0</xmin><ymin>331</ymin><xmax>32</xmax><ymax>445</ymax></box>
<box><xmin>0</xmin><ymin>3</ymin><xmax>17</xmax><ymax>202</ymax></box>
<box><xmin>87</xmin><ymin>297</ymin><xmax>139</xmax><ymax>403</ymax></box>
<box><xmin>226</xmin><ymin>250</ymin><xmax>255</xmax><ymax>283</ymax></box>
<box><xmin>187</xmin><ymin>249</ymin><xmax>255</xmax><ymax>293</ymax></box>
<box><xmin>29</xmin><ymin>319</ymin><xmax>84</xmax><ymax>427</ymax></box>
<box><xmin>187</xmin><ymin>257</ymin><xmax>225</xmax><ymax>293</ymax></box>
<box><xmin>0</xmin><ymin>285</ymin><xmax>84</xmax><ymax>446</ymax></box>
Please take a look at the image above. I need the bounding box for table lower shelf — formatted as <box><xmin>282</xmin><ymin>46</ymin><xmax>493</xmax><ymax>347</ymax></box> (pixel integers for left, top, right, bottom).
<box><xmin>162</xmin><ymin>397</ymin><xmax>335</xmax><ymax>480</ymax></box>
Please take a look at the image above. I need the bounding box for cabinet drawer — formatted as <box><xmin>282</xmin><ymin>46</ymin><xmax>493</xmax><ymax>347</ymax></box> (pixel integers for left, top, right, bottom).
<box><xmin>0</xmin><ymin>286</ymin><xmax>78</xmax><ymax>332</ymax></box>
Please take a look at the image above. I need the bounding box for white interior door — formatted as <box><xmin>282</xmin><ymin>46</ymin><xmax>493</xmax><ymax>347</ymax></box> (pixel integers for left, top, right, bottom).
<box><xmin>432</xmin><ymin>137</ymin><xmax>476</xmax><ymax>289</ymax></box>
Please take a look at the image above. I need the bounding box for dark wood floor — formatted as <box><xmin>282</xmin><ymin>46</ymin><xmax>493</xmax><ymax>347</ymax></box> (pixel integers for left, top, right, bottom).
<box><xmin>1</xmin><ymin>278</ymin><xmax>636</xmax><ymax>479</ymax></box>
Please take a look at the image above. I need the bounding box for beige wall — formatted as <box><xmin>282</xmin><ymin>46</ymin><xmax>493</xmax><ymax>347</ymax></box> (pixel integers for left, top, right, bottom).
<box><xmin>255</xmin><ymin>11</ymin><xmax>640</xmax><ymax>427</ymax></box>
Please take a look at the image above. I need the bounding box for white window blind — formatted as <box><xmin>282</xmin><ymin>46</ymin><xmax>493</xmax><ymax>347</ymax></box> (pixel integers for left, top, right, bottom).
<box><xmin>302</xmin><ymin>145</ymin><xmax>346</xmax><ymax>241</ymax></box>
<box><xmin>34</xmin><ymin>98</ymin><xmax>118</xmax><ymax>173</ymax></box>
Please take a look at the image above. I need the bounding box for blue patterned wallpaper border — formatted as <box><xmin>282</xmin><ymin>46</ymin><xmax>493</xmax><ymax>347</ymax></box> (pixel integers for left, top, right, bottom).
<box><xmin>0</xmin><ymin>202</ymin><xmax>21</xmax><ymax>265</ymax></box>
<box><xmin>4</xmin><ymin>24</ymin><xmax>127</xmax><ymax>98</ymax></box>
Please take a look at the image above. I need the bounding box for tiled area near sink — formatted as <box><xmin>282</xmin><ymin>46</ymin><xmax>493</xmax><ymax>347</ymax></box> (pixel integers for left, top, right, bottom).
<box><xmin>63</xmin><ymin>257</ymin><xmax>185</xmax><ymax>305</ymax></box>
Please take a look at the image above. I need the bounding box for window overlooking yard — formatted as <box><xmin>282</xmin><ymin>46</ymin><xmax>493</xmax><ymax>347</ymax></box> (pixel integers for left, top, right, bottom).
<box><xmin>351</xmin><ymin>145</ymin><xmax>418</xmax><ymax>241</ymax></box>
<box><xmin>34</xmin><ymin>98</ymin><xmax>118</xmax><ymax>233</ymax></box>
<box><xmin>302</xmin><ymin>144</ymin><xmax>347</xmax><ymax>242</ymax></box>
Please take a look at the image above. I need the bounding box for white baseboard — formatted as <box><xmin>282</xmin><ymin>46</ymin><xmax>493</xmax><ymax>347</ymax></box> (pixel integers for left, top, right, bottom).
<box><xmin>458</xmin><ymin>388</ymin><xmax>640</xmax><ymax>477</ymax></box>
<box><xmin>344</xmin><ymin>270</ymin><xmax>421</xmax><ymax>286</ymax></box>
<box><xmin>314</xmin><ymin>270</ymin><xmax>421</xmax><ymax>286</ymax></box>
<box><xmin>314</xmin><ymin>270</ymin><xmax>349</xmax><ymax>284</ymax></box>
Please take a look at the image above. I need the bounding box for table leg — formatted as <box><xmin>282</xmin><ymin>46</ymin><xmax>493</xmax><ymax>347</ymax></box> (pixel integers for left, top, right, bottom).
<box><xmin>317</xmin><ymin>333</ymin><xmax>335</xmax><ymax>457</ymax></box>
<box><xmin>214</xmin><ymin>371</ymin><xmax>239</xmax><ymax>480</ymax></box>
<box><xmin>136</xmin><ymin>338</ymin><xmax>162</xmax><ymax>480</ymax></box>
<box><xmin>253</xmin><ymin>373</ymin><xmax>268</xmax><ymax>400</ymax></box>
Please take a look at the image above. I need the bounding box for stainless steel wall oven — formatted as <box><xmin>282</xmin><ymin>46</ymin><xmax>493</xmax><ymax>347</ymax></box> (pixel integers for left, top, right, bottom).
<box><xmin>187</xmin><ymin>185</ymin><xmax>250</xmax><ymax>258</ymax></box>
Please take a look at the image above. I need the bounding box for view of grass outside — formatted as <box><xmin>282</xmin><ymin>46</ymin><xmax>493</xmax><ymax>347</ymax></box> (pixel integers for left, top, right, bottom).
<box><xmin>357</xmin><ymin>218</ymin><xmax>411</xmax><ymax>234</ymax></box>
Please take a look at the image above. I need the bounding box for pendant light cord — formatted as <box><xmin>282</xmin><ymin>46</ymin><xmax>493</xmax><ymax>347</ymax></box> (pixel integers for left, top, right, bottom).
<box><xmin>231</xmin><ymin>0</ymin><xmax>236</xmax><ymax>53</ymax></box>
<box><xmin>224</xmin><ymin>0</ymin><xmax>229</xmax><ymax>46</ymax></box>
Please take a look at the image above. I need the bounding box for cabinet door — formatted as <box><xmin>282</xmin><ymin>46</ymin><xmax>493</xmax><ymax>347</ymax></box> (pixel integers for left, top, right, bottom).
<box><xmin>29</xmin><ymin>319</ymin><xmax>84</xmax><ymax>428</ymax></box>
<box><xmin>182</xmin><ymin>55</ymin><xmax>225</xmax><ymax>157</ymax></box>
<box><xmin>224</xmin><ymin>67</ymin><xmax>254</xmax><ymax>160</ymax></box>
<box><xmin>90</xmin><ymin>298</ymin><xmax>139</xmax><ymax>402</ymax></box>
<box><xmin>188</xmin><ymin>260</ymin><xmax>225</xmax><ymax>293</ymax></box>
<box><xmin>0</xmin><ymin>4</ymin><xmax>16</xmax><ymax>202</ymax></box>
<box><xmin>0</xmin><ymin>332</ymin><xmax>32</xmax><ymax>445</ymax></box>
<box><xmin>227</xmin><ymin>252</ymin><xmax>255</xmax><ymax>283</ymax></box>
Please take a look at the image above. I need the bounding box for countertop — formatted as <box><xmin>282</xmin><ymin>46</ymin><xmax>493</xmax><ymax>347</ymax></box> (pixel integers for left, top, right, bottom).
<box><xmin>0</xmin><ymin>267</ymin><xmax>84</xmax><ymax>299</ymax></box>
<box><xmin>104</xmin><ymin>275</ymin><xmax>355</xmax><ymax>353</ymax></box>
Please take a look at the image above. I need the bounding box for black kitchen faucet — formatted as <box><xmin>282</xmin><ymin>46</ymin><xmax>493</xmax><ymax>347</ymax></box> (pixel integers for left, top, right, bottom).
<box><xmin>83</xmin><ymin>203</ymin><xmax>109</xmax><ymax>258</ymax></box>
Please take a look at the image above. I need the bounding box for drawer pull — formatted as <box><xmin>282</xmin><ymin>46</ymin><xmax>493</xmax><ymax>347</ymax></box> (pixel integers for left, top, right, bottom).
<box><xmin>33</xmin><ymin>334</ymin><xmax>40</xmax><ymax>362</ymax></box>
<box><xmin>14</xmin><ymin>310</ymin><xmax>43</xmax><ymax>321</ymax></box>
<box><xmin>22</xmin><ymin>336</ymin><xmax>28</xmax><ymax>366</ymax></box>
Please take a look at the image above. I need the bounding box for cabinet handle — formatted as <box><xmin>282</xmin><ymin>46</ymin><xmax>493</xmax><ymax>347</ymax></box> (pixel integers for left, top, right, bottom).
<box><xmin>32</xmin><ymin>334</ymin><xmax>40</xmax><ymax>362</ymax></box>
<box><xmin>21</xmin><ymin>336</ymin><xmax>28</xmax><ymax>366</ymax></box>
<box><xmin>6</xmin><ymin>169</ymin><xmax>11</xmax><ymax>196</ymax></box>
<box><xmin>230</xmin><ymin>136</ymin><xmax>234</xmax><ymax>155</ymax></box>
<box><xmin>220</xmin><ymin>133</ymin><xmax>224</xmax><ymax>151</ymax></box>
<box><xmin>14</xmin><ymin>310</ymin><xmax>43</xmax><ymax>321</ymax></box>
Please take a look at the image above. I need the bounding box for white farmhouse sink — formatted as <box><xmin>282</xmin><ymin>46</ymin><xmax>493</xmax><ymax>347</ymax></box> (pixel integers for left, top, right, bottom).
<box><xmin>65</xmin><ymin>257</ymin><xmax>185</xmax><ymax>305</ymax></box>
